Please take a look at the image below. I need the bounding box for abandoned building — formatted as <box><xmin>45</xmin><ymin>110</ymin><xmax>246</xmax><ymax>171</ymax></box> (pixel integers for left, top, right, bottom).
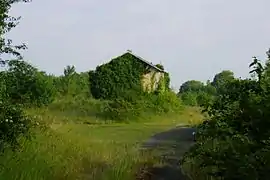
<box><xmin>118</xmin><ymin>50</ymin><xmax>166</xmax><ymax>92</ymax></box>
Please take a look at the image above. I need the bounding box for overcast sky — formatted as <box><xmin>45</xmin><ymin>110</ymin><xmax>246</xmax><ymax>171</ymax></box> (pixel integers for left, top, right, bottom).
<box><xmin>7</xmin><ymin>0</ymin><xmax>270</xmax><ymax>90</ymax></box>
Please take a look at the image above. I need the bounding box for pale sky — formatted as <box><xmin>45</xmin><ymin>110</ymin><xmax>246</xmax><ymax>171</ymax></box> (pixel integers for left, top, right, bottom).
<box><xmin>7</xmin><ymin>0</ymin><xmax>270</xmax><ymax>90</ymax></box>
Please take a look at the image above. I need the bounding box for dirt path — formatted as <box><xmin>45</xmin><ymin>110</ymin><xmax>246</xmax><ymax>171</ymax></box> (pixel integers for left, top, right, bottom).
<box><xmin>139</xmin><ymin>125</ymin><xmax>195</xmax><ymax>180</ymax></box>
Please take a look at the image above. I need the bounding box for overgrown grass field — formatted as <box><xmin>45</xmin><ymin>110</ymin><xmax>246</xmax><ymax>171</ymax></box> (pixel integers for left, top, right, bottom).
<box><xmin>0</xmin><ymin>100</ymin><xmax>203</xmax><ymax>180</ymax></box>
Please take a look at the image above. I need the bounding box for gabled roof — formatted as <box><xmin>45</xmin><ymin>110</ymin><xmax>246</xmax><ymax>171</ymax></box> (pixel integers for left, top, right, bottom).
<box><xmin>122</xmin><ymin>50</ymin><xmax>165</xmax><ymax>73</ymax></box>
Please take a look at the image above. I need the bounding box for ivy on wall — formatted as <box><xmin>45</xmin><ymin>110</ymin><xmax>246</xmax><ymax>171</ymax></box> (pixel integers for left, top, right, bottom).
<box><xmin>164</xmin><ymin>72</ymin><xmax>170</xmax><ymax>90</ymax></box>
<box><xmin>89</xmin><ymin>54</ymin><xmax>170</xmax><ymax>100</ymax></box>
<box><xmin>155</xmin><ymin>64</ymin><xmax>170</xmax><ymax>93</ymax></box>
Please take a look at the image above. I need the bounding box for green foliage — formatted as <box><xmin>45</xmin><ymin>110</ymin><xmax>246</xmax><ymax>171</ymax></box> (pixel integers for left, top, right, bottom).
<box><xmin>0</xmin><ymin>0</ymin><xmax>29</xmax><ymax>65</ymax></box>
<box><xmin>179</xmin><ymin>92</ymin><xmax>197</xmax><ymax>106</ymax></box>
<box><xmin>53</xmin><ymin>65</ymin><xmax>90</xmax><ymax>98</ymax></box>
<box><xmin>150</xmin><ymin>90</ymin><xmax>183</xmax><ymax>113</ymax></box>
<box><xmin>164</xmin><ymin>72</ymin><xmax>170</xmax><ymax>91</ymax></box>
<box><xmin>3</xmin><ymin>60</ymin><xmax>55</xmax><ymax>106</ymax></box>
<box><xmin>182</xmin><ymin>51</ymin><xmax>270</xmax><ymax>180</ymax></box>
<box><xmin>211</xmin><ymin>70</ymin><xmax>235</xmax><ymax>93</ymax></box>
<box><xmin>0</xmin><ymin>0</ymin><xmax>32</xmax><ymax>150</ymax></box>
<box><xmin>179</xmin><ymin>80</ymin><xmax>205</xmax><ymax>93</ymax></box>
<box><xmin>196</xmin><ymin>91</ymin><xmax>213</xmax><ymax>106</ymax></box>
<box><xmin>204</xmin><ymin>83</ymin><xmax>217</xmax><ymax>95</ymax></box>
<box><xmin>178</xmin><ymin>80</ymin><xmax>216</xmax><ymax>106</ymax></box>
<box><xmin>88</xmin><ymin>53</ymin><xmax>181</xmax><ymax>121</ymax></box>
<box><xmin>90</xmin><ymin>53</ymin><xmax>146</xmax><ymax>100</ymax></box>
<box><xmin>155</xmin><ymin>64</ymin><xmax>164</xmax><ymax>70</ymax></box>
<box><xmin>46</xmin><ymin>96</ymin><xmax>110</xmax><ymax>124</ymax></box>
<box><xmin>155</xmin><ymin>72</ymin><xmax>170</xmax><ymax>94</ymax></box>
<box><xmin>0</xmin><ymin>101</ymin><xmax>32</xmax><ymax>150</ymax></box>
<box><xmin>100</xmin><ymin>90</ymin><xmax>183</xmax><ymax>121</ymax></box>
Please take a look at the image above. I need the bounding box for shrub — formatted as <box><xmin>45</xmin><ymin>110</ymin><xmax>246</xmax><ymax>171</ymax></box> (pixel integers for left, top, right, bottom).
<box><xmin>53</xmin><ymin>66</ymin><xmax>90</xmax><ymax>98</ymax></box>
<box><xmin>181</xmin><ymin>55</ymin><xmax>270</xmax><ymax>180</ymax></box>
<box><xmin>179</xmin><ymin>92</ymin><xmax>197</xmax><ymax>106</ymax></box>
<box><xmin>0</xmin><ymin>101</ymin><xmax>32</xmax><ymax>151</ymax></box>
<box><xmin>4</xmin><ymin>60</ymin><xmax>55</xmax><ymax>106</ymax></box>
<box><xmin>99</xmin><ymin>90</ymin><xmax>183</xmax><ymax>121</ymax></box>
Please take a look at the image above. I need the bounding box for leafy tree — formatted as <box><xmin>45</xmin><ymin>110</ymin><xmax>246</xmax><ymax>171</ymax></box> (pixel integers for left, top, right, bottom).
<box><xmin>196</xmin><ymin>91</ymin><xmax>213</xmax><ymax>106</ymax></box>
<box><xmin>62</xmin><ymin>65</ymin><xmax>76</xmax><ymax>96</ymax></box>
<box><xmin>262</xmin><ymin>49</ymin><xmax>270</xmax><ymax>80</ymax></box>
<box><xmin>179</xmin><ymin>92</ymin><xmax>197</xmax><ymax>106</ymax></box>
<box><xmin>178</xmin><ymin>80</ymin><xmax>216</xmax><ymax>106</ymax></box>
<box><xmin>179</xmin><ymin>80</ymin><xmax>205</xmax><ymax>93</ymax></box>
<box><xmin>53</xmin><ymin>66</ymin><xmax>90</xmax><ymax>98</ymax></box>
<box><xmin>204</xmin><ymin>81</ymin><xmax>216</xmax><ymax>95</ymax></box>
<box><xmin>211</xmin><ymin>70</ymin><xmax>234</xmax><ymax>93</ymax></box>
<box><xmin>3</xmin><ymin>60</ymin><xmax>55</xmax><ymax>106</ymax></box>
<box><xmin>0</xmin><ymin>0</ymin><xmax>29</xmax><ymax>65</ymax></box>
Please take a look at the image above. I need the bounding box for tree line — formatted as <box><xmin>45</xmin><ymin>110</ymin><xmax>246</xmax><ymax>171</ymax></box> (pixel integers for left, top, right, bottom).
<box><xmin>177</xmin><ymin>70</ymin><xmax>234</xmax><ymax>107</ymax></box>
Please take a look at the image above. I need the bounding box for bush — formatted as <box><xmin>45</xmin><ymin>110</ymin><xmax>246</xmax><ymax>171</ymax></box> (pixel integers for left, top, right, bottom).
<box><xmin>181</xmin><ymin>55</ymin><xmax>270</xmax><ymax>180</ymax></box>
<box><xmin>99</xmin><ymin>90</ymin><xmax>183</xmax><ymax>121</ymax></box>
<box><xmin>179</xmin><ymin>92</ymin><xmax>197</xmax><ymax>106</ymax></box>
<box><xmin>4</xmin><ymin>60</ymin><xmax>55</xmax><ymax>106</ymax></box>
<box><xmin>48</xmin><ymin>96</ymin><xmax>109</xmax><ymax>119</ymax></box>
<box><xmin>0</xmin><ymin>101</ymin><xmax>32</xmax><ymax>150</ymax></box>
<box><xmin>53</xmin><ymin>66</ymin><xmax>90</xmax><ymax>98</ymax></box>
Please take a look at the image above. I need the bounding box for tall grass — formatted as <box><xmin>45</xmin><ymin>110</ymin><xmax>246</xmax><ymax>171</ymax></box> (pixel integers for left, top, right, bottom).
<box><xmin>0</xmin><ymin>98</ymin><xmax>203</xmax><ymax>180</ymax></box>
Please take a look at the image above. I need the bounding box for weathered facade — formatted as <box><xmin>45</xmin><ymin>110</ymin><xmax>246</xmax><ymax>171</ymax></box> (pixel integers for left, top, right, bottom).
<box><xmin>125</xmin><ymin>50</ymin><xmax>166</xmax><ymax>92</ymax></box>
<box><xmin>142</xmin><ymin>66</ymin><xmax>165</xmax><ymax>92</ymax></box>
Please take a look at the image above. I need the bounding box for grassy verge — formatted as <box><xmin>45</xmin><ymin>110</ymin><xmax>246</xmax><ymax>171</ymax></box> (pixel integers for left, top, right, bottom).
<box><xmin>0</xmin><ymin>103</ymin><xmax>203</xmax><ymax>180</ymax></box>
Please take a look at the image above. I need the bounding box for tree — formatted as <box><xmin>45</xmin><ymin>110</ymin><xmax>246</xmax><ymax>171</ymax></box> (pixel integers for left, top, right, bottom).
<box><xmin>262</xmin><ymin>49</ymin><xmax>270</xmax><ymax>79</ymax></box>
<box><xmin>178</xmin><ymin>80</ymin><xmax>217</xmax><ymax>106</ymax></box>
<box><xmin>0</xmin><ymin>0</ymin><xmax>30</xmax><ymax>65</ymax></box>
<box><xmin>179</xmin><ymin>80</ymin><xmax>205</xmax><ymax>94</ymax></box>
<box><xmin>196</xmin><ymin>91</ymin><xmax>213</xmax><ymax>106</ymax></box>
<box><xmin>63</xmin><ymin>65</ymin><xmax>76</xmax><ymax>77</ymax></box>
<box><xmin>179</xmin><ymin>92</ymin><xmax>197</xmax><ymax>106</ymax></box>
<box><xmin>4</xmin><ymin>60</ymin><xmax>55</xmax><ymax>106</ymax></box>
<box><xmin>53</xmin><ymin>66</ymin><xmax>90</xmax><ymax>97</ymax></box>
<box><xmin>204</xmin><ymin>83</ymin><xmax>216</xmax><ymax>95</ymax></box>
<box><xmin>212</xmin><ymin>70</ymin><xmax>234</xmax><ymax>93</ymax></box>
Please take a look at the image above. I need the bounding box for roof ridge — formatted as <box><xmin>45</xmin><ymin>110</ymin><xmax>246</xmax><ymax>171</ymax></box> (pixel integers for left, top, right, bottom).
<box><xmin>125</xmin><ymin>50</ymin><xmax>165</xmax><ymax>72</ymax></box>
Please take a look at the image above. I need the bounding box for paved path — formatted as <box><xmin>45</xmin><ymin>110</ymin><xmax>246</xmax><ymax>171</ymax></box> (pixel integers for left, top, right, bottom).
<box><xmin>139</xmin><ymin>126</ymin><xmax>195</xmax><ymax>180</ymax></box>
